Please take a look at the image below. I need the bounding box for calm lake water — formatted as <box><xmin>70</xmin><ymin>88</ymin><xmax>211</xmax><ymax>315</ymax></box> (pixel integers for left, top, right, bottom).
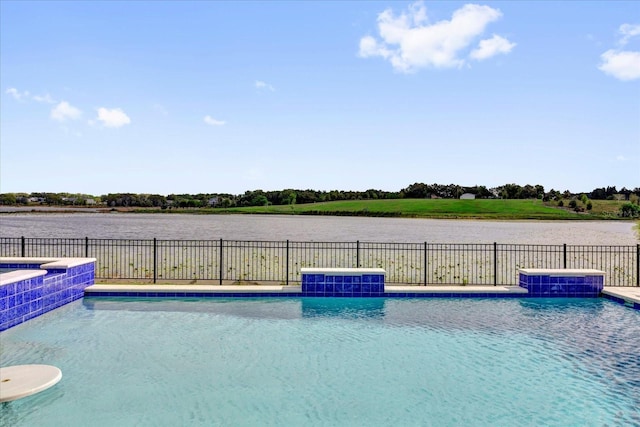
<box><xmin>0</xmin><ymin>213</ymin><xmax>636</xmax><ymax>245</ymax></box>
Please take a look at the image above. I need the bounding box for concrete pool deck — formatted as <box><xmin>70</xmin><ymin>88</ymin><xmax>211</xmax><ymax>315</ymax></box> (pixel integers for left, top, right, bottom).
<box><xmin>85</xmin><ymin>284</ymin><xmax>640</xmax><ymax>307</ymax></box>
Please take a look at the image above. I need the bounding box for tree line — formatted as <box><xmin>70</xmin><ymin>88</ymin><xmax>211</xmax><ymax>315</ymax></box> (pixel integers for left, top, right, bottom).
<box><xmin>1</xmin><ymin>184</ymin><xmax>639</xmax><ymax>209</ymax></box>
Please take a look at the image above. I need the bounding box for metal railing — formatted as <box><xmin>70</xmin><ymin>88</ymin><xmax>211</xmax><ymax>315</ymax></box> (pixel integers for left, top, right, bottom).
<box><xmin>1</xmin><ymin>237</ymin><xmax>638</xmax><ymax>286</ymax></box>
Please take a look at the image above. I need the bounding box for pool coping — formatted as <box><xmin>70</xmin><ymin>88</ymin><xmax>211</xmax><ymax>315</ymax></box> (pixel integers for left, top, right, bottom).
<box><xmin>0</xmin><ymin>269</ymin><xmax>47</xmax><ymax>286</ymax></box>
<box><xmin>0</xmin><ymin>257</ymin><xmax>98</xmax><ymax>269</ymax></box>
<box><xmin>600</xmin><ymin>287</ymin><xmax>640</xmax><ymax>309</ymax></box>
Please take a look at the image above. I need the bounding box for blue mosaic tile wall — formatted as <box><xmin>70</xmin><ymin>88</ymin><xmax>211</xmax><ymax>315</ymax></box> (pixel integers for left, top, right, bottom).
<box><xmin>0</xmin><ymin>262</ymin><xmax>95</xmax><ymax>331</ymax></box>
<box><xmin>519</xmin><ymin>273</ymin><xmax>604</xmax><ymax>297</ymax></box>
<box><xmin>302</xmin><ymin>273</ymin><xmax>385</xmax><ymax>297</ymax></box>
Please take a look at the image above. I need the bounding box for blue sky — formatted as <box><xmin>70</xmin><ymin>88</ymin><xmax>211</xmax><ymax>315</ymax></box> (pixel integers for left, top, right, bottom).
<box><xmin>1</xmin><ymin>1</ymin><xmax>639</xmax><ymax>196</ymax></box>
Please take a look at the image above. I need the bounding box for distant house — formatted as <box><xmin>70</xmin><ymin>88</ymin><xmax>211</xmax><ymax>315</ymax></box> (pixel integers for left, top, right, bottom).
<box><xmin>85</xmin><ymin>198</ymin><xmax>97</xmax><ymax>205</ymax></box>
<box><xmin>460</xmin><ymin>193</ymin><xmax>476</xmax><ymax>200</ymax></box>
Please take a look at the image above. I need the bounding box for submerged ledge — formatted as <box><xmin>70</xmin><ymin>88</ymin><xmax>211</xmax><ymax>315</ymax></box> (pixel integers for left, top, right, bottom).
<box><xmin>86</xmin><ymin>284</ymin><xmax>527</xmax><ymax>297</ymax></box>
<box><xmin>84</xmin><ymin>285</ymin><xmax>639</xmax><ymax>309</ymax></box>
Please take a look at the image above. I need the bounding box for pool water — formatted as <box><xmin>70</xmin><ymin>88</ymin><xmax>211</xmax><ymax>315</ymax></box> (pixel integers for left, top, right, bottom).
<box><xmin>1</xmin><ymin>298</ymin><xmax>638</xmax><ymax>426</ymax></box>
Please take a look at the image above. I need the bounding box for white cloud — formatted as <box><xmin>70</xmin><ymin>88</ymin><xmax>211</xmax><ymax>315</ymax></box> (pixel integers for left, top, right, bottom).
<box><xmin>96</xmin><ymin>107</ymin><xmax>131</xmax><ymax>128</ymax></box>
<box><xmin>32</xmin><ymin>93</ymin><xmax>56</xmax><ymax>104</ymax></box>
<box><xmin>470</xmin><ymin>34</ymin><xmax>516</xmax><ymax>60</ymax></box>
<box><xmin>599</xmin><ymin>23</ymin><xmax>640</xmax><ymax>81</ymax></box>
<box><xmin>616</xmin><ymin>155</ymin><xmax>626</xmax><ymax>161</ymax></box>
<box><xmin>358</xmin><ymin>1</ymin><xmax>514</xmax><ymax>72</ymax></box>
<box><xmin>255</xmin><ymin>80</ymin><xmax>275</xmax><ymax>91</ymax></box>
<box><xmin>51</xmin><ymin>101</ymin><xmax>82</xmax><ymax>121</ymax></box>
<box><xmin>6</xmin><ymin>87</ymin><xmax>56</xmax><ymax>103</ymax></box>
<box><xmin>619</xmin><ymin>23</ymin><xmax>640</xmax><ymax>46</ymax></box>
<box><xmin>598</xmin><ymin>49</ymin><xmax>640</xmax><ymax>81</ymax></box>
<box><xmin>359</xmin><ymin>36</ymin><xmax>392</xmax><ymax>59</ymax></box>
<box><xmin>6</xmin><ymin>87</ymin><xmax>29</xmax><ymax>101</ymax></box>
<box><xmin>204</xmin><ymin>115</ymin><xmax>225</xmax><ymax>126</ymax></box>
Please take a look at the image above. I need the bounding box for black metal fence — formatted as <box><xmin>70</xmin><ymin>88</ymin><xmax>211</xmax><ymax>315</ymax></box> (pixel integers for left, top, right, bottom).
<box><xmin>1</xmin><ymin>237</ymin><xmax>638</xmax><ymax>287</ymax></box>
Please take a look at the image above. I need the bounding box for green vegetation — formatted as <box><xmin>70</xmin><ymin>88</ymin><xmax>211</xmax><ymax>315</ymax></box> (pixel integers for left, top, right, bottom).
<box><xmin>2</xmin><ymin>183</ymin><xmax>638</xmax><ymax>220</ymax></box>
<box><xmin>136</xmin><ymin>199</ymin><xmax>630</xmax><ymax>220</ymax></box>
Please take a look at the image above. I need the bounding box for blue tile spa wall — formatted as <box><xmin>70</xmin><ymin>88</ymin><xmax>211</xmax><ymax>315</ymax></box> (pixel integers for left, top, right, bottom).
<box><xmin>0</xmin><ymin>260</ymin><xmax>95</xmax><ymax>331</ymax></box>
<box><xmin>518</xmin><ymin>269</ymin><xmax>604</xmax><ymax>297</ymax></box>
<box><xmin>301</xmin><ymin>269</ymin><xmax>386</xmax><ymax>297</ymax></box>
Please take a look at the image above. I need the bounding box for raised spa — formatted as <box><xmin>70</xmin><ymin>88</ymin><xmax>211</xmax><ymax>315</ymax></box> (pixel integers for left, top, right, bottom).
<box><xmin>0</xmin><ymin>257</ymin><xmax>96</xmax><ymax>331</ymax></box>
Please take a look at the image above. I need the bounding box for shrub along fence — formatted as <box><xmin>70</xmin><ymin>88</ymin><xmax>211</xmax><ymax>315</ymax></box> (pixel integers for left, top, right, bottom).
<box><xmin>1</xmin><ymin>237</ymin><xmax>638</xmax><ymax>287</ymax></box>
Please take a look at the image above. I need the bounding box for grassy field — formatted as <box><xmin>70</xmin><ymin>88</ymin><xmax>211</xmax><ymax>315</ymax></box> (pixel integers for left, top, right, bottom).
<box><xmin>138</xmin><ymin>199</ymin><xmax>631</xmax><ymax>220</ymax></box>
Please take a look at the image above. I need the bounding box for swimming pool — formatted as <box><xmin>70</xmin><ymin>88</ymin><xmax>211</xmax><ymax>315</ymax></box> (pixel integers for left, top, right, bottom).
<box><xmin>1</xmin><ymin>297</ymin><xmax>638</xmax><ymax>426</ymax></box>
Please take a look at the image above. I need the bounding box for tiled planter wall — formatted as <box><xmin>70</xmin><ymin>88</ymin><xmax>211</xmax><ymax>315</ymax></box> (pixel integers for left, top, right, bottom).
<box><xmin>0</xmin><ymin>259</ymin><xmax>95</xmax><ymax>331</ymax></box>
<box><xmin>518</xmin><ymin>269</ymin><xmax>604</xmax><ymax>297</ymax></box>
<box><xmin>301</xmin><ymin>268</ymin><xmax>386</xmax><ymax>297</ymax></box>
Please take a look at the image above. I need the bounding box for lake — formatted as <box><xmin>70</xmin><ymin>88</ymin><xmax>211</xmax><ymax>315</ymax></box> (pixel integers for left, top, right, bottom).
<box><xmin>0</xmin><ymin>213</ymin><xmax>636</xmax><ymax>245</ymax></box>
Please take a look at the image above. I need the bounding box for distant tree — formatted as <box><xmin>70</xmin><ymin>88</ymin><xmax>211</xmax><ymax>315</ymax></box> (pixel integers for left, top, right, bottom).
<box><xmin>619</xmin><ymin>187</ymin><xmax>632</xmax><ymax>200</ymax></box>
<box><xmin>499</xmin><ymin>183</ymin><xmax>523</xmax><ymax>199</ymax></box>
<box><xmin>590</xmin><ymin>187</ymin><xmax>607</xmax><ymax>200</ymax></box>
<box><xmin>217</xmin><ymin>197</ymin><xmax>234</xmax><ymax>208</ymax></box>
<box><xmin>544</xmin><ymin>189</ymin><xmax>561</xmax><ymax>202</ymax></box>
<box><xmin>16</xmin><ymin>194</ymin><xmax>29</xmax><ymax>205</ymax></box>
<box><xmin>0</xmin><ymin>193</ymin><xmax>17</xmax><ymax>205</ymax></box>
<box><xmin>475</xmin><ymin>186</ymin><xmax>493</xmax><ymax>199</ymax></box>
<box><xmin>402</xmin><ymin>183</ymin><xmax>429</xmax><ymax>198</ymax></box>
<box><xmin>44</xmin><ymin>193</ymin><xmax>63</xmax><ymax>205</ymax></box>
<box><xmin>279</xmin><ymin>190</ymin><xmax>297</xmax><ymax>205</ymax></box>
<box><xmin>177</xmin><ymin>198</ymin><xmax>202</xmax><ymax>208</ymax></box>
<box><xmin>522</xmin><ymin>184</ymin><xmax>537</xmax><ymax>198</ymax></box>
<box><xmin>251</xmin><ymin>194</ymin><xmax>269</xmax><ymax>206</ymax></box>
<box><xmin>586</xmin><ymin>201</ymin><xmax>593</xmax><ymax>211</ymax></box>
<box><xmin>619</xmin><ymin>203</ymin><xmax>640</xmax><ymax>218</ymax></box>
<box><xmin>147</xmin><ymin>194</ymin><xmax>167</xmax><ymax>207</ymax></box>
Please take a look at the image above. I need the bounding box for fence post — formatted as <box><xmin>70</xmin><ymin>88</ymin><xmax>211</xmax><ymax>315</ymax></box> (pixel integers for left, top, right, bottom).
<box><xmin>637</xmin><ymin>244</ymin><xmax>639</xmax><ymax>287</ymax></box>
<box><xmin>85</xmin><ymin>237</ymin><xmax>89</xmax><ymax>257</ymax></box>
<box><xmin>356</xmin><ymin>240</ymin><xmax>360</xmax><ymax>268</ymax></box>
<box><xmin>493</xmin><ymin>242</ymin><xmax>497</xmax><ymax>286</ymax></box>
<box><xmin>563</xmin><ymin>243</ymin><xmax>567</xmax><ymax>269</ymax></box>
<box><xmin>153</xmin><ymin>238</ymin><xmax>157</xmax><ymax>284</ymax></box>
<box><xmin>219</xmin><ymin>239</ymin><xmax>223</xmax><ymax>286</ymax></box>
<box><xmin>286</xmin><ymin>240</ymin><xmax>290</xmax><ymax>286</ymax></box>
<box><xmin>21</xmin><ymin>236</ymin><xmax>25</xmax><ymax>257</ymax></box>
<box><xmin>424</xmin><ymin>242</ymin><xmax>428</xmax><ymax>286</ymax></box>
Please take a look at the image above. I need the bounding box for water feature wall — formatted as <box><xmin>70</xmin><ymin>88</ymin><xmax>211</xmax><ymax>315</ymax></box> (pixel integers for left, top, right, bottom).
<box><xmin>518</xmin><ymin>269</ymin><xmax>605</xmax><ymax>297</ymax></box>
<box><xmin>301</xmin><ymin>268</ymin><xmax>386</xmax><ymax>297</ymax></box>
<box><xmin>0</xmin><ymin>258</ymin><xmax>96</xmax><ymax>331</ymax></box>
